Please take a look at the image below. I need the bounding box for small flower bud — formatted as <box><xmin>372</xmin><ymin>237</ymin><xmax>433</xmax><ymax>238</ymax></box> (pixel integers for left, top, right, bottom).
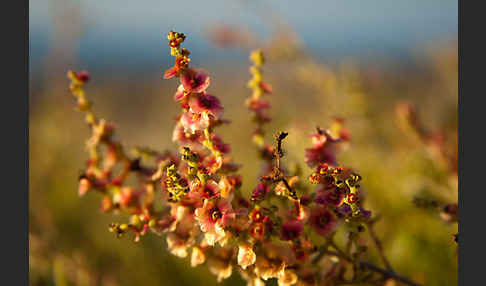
<box><xmin>76</xmin><ymin>71</ymin><xmax>90</xmax><ymax>83</ymax></box>
<box><xmin>191</xmin><ymin>246</ymin><xmax>206</xmax><ymax>267</ymax></box>
<box><xmin>250</xmin><ymin>49</ymin><xmax>264</xmax><ymax>66</ymax></box>
<box><xmin>78</xmin><ymin>177</ymin><xmax>91</xmax><ymax>196</ymax></box>
<box><xmin>130</xmin><ymin>215</ymin><xmax>141</xmax><ymax>228</ymax></box>
<box><xmin>101</xmin><ymin>196</ymin><xmax>113</xmax><ymax>212</ymax></box>
<box><xmin>148</xmin><ymin>219</ymin><xmax>156</xmax><ymax>228</ymax></box>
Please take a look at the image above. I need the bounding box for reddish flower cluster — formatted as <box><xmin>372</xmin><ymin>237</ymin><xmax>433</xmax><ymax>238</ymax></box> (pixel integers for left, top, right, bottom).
<box><xmin>67</xmin><ymin>31</ymin><xmax>420</xmax><ymax>286</ymax></box>
<box><xmin>304</xmin><ymin>123</ymin><xmax>349</xmax><ymax>168</ymax></box>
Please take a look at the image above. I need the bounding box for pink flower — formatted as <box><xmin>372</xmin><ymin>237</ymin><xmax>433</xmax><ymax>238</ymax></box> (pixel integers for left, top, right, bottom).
<box><xmin>113</xmin><ymin>187</ymin><xmax>140</xmax><ymax>209</ymax></box>
<box><xmin>166</xmin><ymin>232</ymin><xmax>193</xmax><ymax>258</ymax></box>
<box><xmin>181</xmin><ymin>68</ymin><xmax>210</xmax><ymax>93</ymax></box>
<box><xmin>211</xmin><ymin>134</ymin><xmax>231</xmax><ymax>154</ymax></box>
<box><xmin>180</xmin><ymin>111</ymin><xmax>210</xmax><ymax>134</ymax></box>
<box><xmin>195</xmin><ymin>198</ymin><xmax>235</xmax><ymax>245</ymax></box>
<box><xmin>182</xmin><ymin>180</ymin><xmax>205</xmax><ymax>208</ymax></box>
<box><xmin>280</xmin><ymin>219</ymin><xmax>304</xmax><ymax>241</ymax></box>
<box><xmin>314</xmin><ymin>186</ymin><xmax>346</xmax><ymax>207</ymax></box>
<box><xmin>305</xmin><ymin>144</ymin><xmax>337</xmax><ymax>168</ymax></box>
<box><xmin>230</xmin><ymin>213</ymin><xmax>251</xmax><ymax>234</ymax></box>
<box><xmin>309</xmin><ymin>206</ymin><xmax>337</xmax><ymax>237</ymax></box>
<box><xmin>246</xmin><ymin>97</ymin><xmax>272</xmax><ymax>123</ymax></box>
<box><xmin>201</xmin><ymin>180</ymin><xmax>221</xmax><ymax>199</ymax></box>
<box><xmin>188</xmin><ymin>93</ymin><xmax>223</xmax><ymax>119</ymax></box>
<box><xmin>259</xmin><ymin>81</ymin><xmax>272</xmax><ymax>94</ymax></box>
<box><xmin>150</xmin><ymin>215</ymin><xmax>175</xmax><ymax>234</ymax></box>
<box><xmin>78</xmin><ymin>177</ymin><xmax>91</xmax><ymax>196</ymax></box>
<box><xmin>251</xmin><ymin>182</ymin><xmax>270</xmax><ymax>201</ymax></box>
<box><xmin>172</xmin><ymin>122</ymin><xmax>205</xmax><ymax>145</ymax></box>
<box><xmin>168</xmin><ymin>205</ymin><xmax>196</xmax><ymax>233</ymax></box>
<box><xmin>165</xmin><ymin>205</ymin><xmax>198</xmax><ymax>256</ymax></box>
<box><xmin>246</xmin><ymin>97</ymin><xmax>271</xmax><ymax>112</ymax></box>
<box><xmin>237</xmin><ymin>243</ymin><xmax>256</xmax><ymax>270</ymax></box>
<box><xmin>164</xmin><ymin>66</ymin><xmax>179</xmax><ymax>79</ymax></box>
<box><xmin>174</xmin><ymin>84</ymin><xmax>188</xmax><ymax>101</ymax></box>
<box><xmin>219</xmin><ymin>160</ymin><xmax>242</xmax><ymax>173</ymax></box>
<box><xmin>310</xmin><ymin>129</ymin><xmax>330</xmax><ymax>148</ymax></box>
<box><xmin>305</xmin><ymin>128</ymin><xmax>344</xmax><ymax>167</ymax></box>
<box><xmin>76</xmin><ymin>70</ymin><xmax>90</xmax><ymax>83</ymax></box>
<box><xmin>201</xmin><ymin>155</ymin><xmax>224</xmax><ymax>175</ymax></box>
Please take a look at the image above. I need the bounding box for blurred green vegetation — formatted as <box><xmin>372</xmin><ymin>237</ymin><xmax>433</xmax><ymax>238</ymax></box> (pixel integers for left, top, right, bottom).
<box><xmin>29</xmin><ymin>31</ymin><xmax>457</xmax><ymax>286</ymax></box>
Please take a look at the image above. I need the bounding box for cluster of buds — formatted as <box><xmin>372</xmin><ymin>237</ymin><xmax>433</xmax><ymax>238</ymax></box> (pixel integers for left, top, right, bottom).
<box><xmin>246</xmin><ymin>49</ymin><xmax>275</xmax><ymax>174</ymax></box>
<box><xmin>304</xmin><ymin>124</ymin><xmax>350</xmax><ymax>168</ymax></box>
<box><xmin>68</xmin><ymin>70</ymin><xmax>180</xmax><ymax>242</ymax></box>
<box><xmin>309</xmin><ymin>163</ymin><xmax>369</xmax><ymax>221</ymax></box>
<box><xmin>67</xmin><ymin>31</ymin><xmax>422</xmax><ymax>286</ymax></box>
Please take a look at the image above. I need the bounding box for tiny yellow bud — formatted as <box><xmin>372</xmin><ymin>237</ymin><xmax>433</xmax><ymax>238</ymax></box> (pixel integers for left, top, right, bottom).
<box><xmin>130</xmin><ymin>215</ymin><xmax>141</xmax><ymax>227</ymax></box>
<box><xmin>85</xmin><ymin>113</ymin><xmax>96</xmax><ymax>125</ymax></box>
<box><xmin>148</xmin><ymin>219</ymin><xmax>156</xmax><ymax>228</ymax></box>
<box><xmin>250</xmin><ymin>49</ymin><xmax>265</xmax><ymax>66</ymax></box>
<box><xmin>252</xmin><ymin>134</ymin><xmax>265</xmax><ymax>147</ymax></box>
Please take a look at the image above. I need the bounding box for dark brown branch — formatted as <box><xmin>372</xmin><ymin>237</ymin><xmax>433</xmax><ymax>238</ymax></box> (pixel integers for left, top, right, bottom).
<box><xmin>275</xmin><ymin>131</ymin><xmax>288</xmax><ymax>158</ymax></box>
<box><xmin>319</xmin><ymin>249</ymin><xmax>422</xmax><ymax>286</ymax></box>
<box><xmin>261</xmin><ymin>131</ymin><xmax>298</xmax><ymax>199</ymax></box>
<box><xmin>317</xmin><ymin>238</ymin><xmax>421</xmax><ymax>286</ymax></box>
<box><xmin>360</xmin><ymin>262</ymin><xmax>422</xmax><ymax>286</ymax></box>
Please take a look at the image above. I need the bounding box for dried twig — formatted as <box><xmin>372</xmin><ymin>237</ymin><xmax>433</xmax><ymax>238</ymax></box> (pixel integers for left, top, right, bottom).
<box><xmin>261</xmin><ymin>131</ymin><xmax>297</xmax><ymax>199</ymax></box>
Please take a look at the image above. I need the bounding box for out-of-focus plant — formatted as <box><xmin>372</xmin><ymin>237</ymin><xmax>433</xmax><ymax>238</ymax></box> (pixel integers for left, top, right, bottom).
<box><xmin>30</xmin><ymin>232</ymin><xmax>119</xmax><ymax>286</ymax></box>
<box><xmin>66</xmin><ymin>31</ymin><xmax>424</xmax><ymax>286</ymax></box>
<box><xmin>396</xmin><ymin>102</ymin><xmax>458</xmax><ymax>242</ymax></box>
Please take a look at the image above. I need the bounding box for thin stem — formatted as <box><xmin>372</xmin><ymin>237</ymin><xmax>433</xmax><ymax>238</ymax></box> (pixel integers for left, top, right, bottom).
<box><xmin>360</xmin><ymin>262</ymin><xmax>422</xmax><ymax>286</ymax></box>
<box><xmin>329</xmin><ymin>240</ymin><xmax>351</xmax><ymax>261</ymax></box>
<box><xmin>366</xmin><ymin>221</ymin><xmax>393</xmax><ymax>271</ymax></box>
<box><xmin>203</xmin><ymin>127</ymin><xmax>222</xmax><ymax>160</ymax></box>
<box><xmin>318</xmin><ymin>240</ymin><xmax>421</xmax><ymax>286</ymax></box>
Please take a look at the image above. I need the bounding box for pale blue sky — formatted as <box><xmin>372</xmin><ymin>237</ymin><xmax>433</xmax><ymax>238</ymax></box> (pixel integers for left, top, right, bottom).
<box><xmin>30</xmin><ymin>0</ymin><xmax>458</xmax><ymax>72</ymax></box>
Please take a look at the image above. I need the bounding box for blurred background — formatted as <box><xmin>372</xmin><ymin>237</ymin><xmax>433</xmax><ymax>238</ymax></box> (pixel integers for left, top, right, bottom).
<box><xmin>29</xmin><ymin>0</ymin><xmax>458</xmax><ymax>285</ymax></box>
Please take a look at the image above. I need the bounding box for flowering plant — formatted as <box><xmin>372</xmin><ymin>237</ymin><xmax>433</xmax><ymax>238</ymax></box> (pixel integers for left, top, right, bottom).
<box><xmin>67</xmin><ymin>31</ymin><xmax>422</xmax><ymax>286</ymax></box>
